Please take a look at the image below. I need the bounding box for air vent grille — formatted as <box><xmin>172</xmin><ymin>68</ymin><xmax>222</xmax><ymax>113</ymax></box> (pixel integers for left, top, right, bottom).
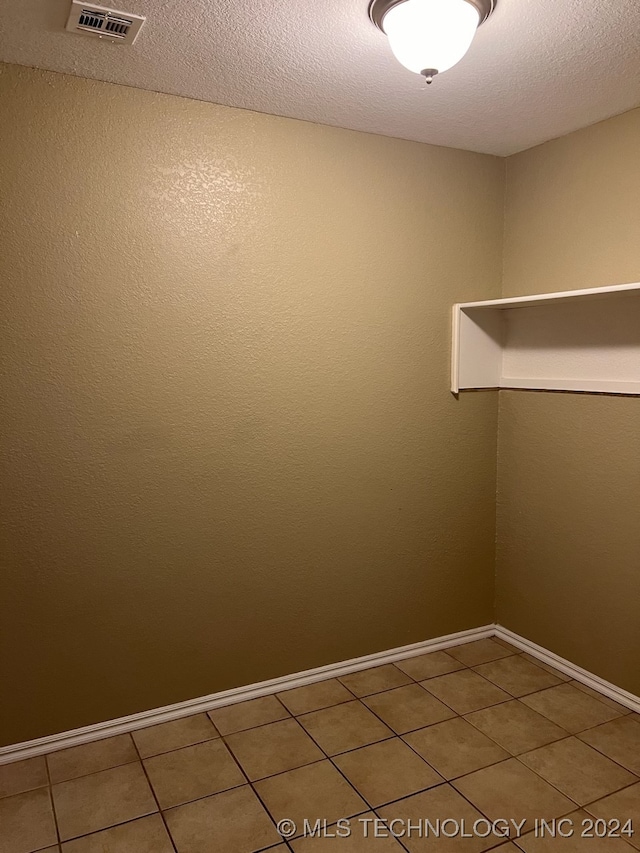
<box><xmin>105</xmin><ymin>17</ymin><xmax>131</xmax><ymax>35</ymax></box>
<box><xmin>78</xmin><ymin>12</ymin><xmax>105</xmax><ymax>29</ymax></box>
<box><xmin>66</xmin><ymin>1</ymin><xmax>145</xmax><ymax>44</ymax></box>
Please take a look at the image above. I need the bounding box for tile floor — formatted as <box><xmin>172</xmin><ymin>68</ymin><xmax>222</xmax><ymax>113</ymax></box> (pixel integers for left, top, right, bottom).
<box><xmin>2</xmin><ymin>638</ymin><xmax>639</xmax><ymax>852</ymax></box>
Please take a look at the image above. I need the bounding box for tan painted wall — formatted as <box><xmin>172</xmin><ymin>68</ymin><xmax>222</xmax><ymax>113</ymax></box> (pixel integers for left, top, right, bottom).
<box><xmin>497</xmin><ymin>109</ymin><xmax>640</xmax><ymax>694</ymax></box>
<box><xmin>0</xmin><ymin>63</ymin><xmax>504</xmax><ymax>746</ymax></box>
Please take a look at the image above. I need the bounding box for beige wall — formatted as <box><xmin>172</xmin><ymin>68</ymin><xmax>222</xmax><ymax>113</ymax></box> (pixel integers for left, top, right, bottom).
<box><xmin>0</xmin><ymin>63</ymin><xmax>504</xmax><ymax>746</ymax></box>
<box><xmin>497</xmin><ymin>109</ymin><xmax>640</xmax><ymax>694</ymax></box>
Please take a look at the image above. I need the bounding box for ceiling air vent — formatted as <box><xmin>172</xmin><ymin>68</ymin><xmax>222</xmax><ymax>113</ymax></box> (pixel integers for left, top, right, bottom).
<box><xmin>66</xmin><ymin>1</ymin><xmax>145</xmax><ymax>44</ymax></box>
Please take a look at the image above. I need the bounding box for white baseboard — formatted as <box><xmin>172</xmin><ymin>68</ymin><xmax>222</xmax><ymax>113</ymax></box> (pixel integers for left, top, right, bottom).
<box><xmin>2</xmin><ymin>622</ymin><xmax>638</xmax><ymax>766</ymax></box>
<box><xmin>494</xmin><ymin>625</ymin><xmax>640</xmax><ymax>715</ymax></box>
<box><xmin>0</xmin><ymin>624</ymin><xmax>494</xmax><ymax>765</ymax></box>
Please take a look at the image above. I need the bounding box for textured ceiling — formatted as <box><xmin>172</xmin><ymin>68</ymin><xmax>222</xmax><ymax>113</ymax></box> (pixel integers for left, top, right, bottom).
<box><xmin>2</xmin><ymin>0</ymin><xmax>640</xmax><ymax>155</ymax></box>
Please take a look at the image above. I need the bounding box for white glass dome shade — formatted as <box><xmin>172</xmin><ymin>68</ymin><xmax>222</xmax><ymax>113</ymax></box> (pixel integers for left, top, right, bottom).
<box><xmin>370</xmin><ymin>0</ymin><xmax>494</xmax><ymax>81</ymax></box>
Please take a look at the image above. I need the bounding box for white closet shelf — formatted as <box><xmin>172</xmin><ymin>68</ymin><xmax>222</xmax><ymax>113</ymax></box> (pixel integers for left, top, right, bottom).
<box><xmin>451</xmin><ymin>282</ymin><xmax>640</xmax><ymax>395</ymax></box>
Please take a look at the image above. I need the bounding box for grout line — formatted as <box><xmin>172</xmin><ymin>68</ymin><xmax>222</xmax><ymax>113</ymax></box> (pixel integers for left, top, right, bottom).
<box><xmin>518</xmin><ymin>652</ymin><xmax>572</xmax><ymax>682</ymax></box>
<box><xmin>276</xmin><ymin>666</ymin><xmax>362</xmax><ymax>717</ymax></box>
<box><xmin>579</xmin><ymin>776</ymin><xmax>640</xmax><ymax>809</ymax></box>
<box><xmin>207</xmin><ymin>713</ymin><xmax>293</xmax><ymax>739</ymax></box>
<box><xmin>359</xmin><ymin>687</ymin><xmax>458</xmax><ymax>735</ymax></box>
<box><xmin>370</xmin><ymin>777</ymin><xmax>529</xmax><ymax>850</ymax></box>
<box><xmin>569</xmin><ymin>681</ymin><xmax>634</xmax><ymax>716</ymax></box>
<box><xmin>460</xmin><ymin>698</ymin><xmax>639</xmax><ymax>787</ymax></box>
<box><xmin>419</xmin><ymin>680</ymin><xmax>514</xmax><ymax>718</ymax></box>
<box><xmin>272</xmin><ymin>693</ymin><xmax>295</xmax><ymax>710</ymax></box>
<box><xmin>219</xmin><ymin>718</ymin><xmax>329</xmax><ymax>846</ymax></box>
<box><xmin>509</xmin><ymin>752</ymin><xmax>583</xmax><ymax>809</ymax></box>
<box><xmin>399</xmin><ymin>726</ymin><xmax>515</xmax><ymax>784</ymax></box>
<box><xmin>276</xmin><ymin>695</ymin><xmax>357</xmax><ymax>717</ymax></box>
<box><xmin>304</xmin><ymin>714</ymin><xmax>443</xmax><ymax>822</ymax></box>
<box><xmin>51</xmin><ymin>811</ymin><xmax>179</xmax><ymax>848</ymax></box>
<box><xmin>134</xmin><ymin>733</ymin><xmax>221</xmax><ymax>760</ymax></box>
<box><xmin>506</xmin><ymin>747</ymin><xmax>640</xmax><ymax>817</ymax></box>
<box><xmin>573</xmin><ymin>732</ymin><xmax>640</xmax><ymax>778</ymax></box>
<box><xmin>492</xmin><ymin>627</ymin><xmax>640</xmax><ymax>714</ymax></box>
<box><xmin>239</xmin><ymin>697</ymin><xmax>395</xmax><ymax>842</ymax></box>
<box><xmin>450</xmin><ymin>763</ymin><xmax>580</xmax><ymax>843</ymax></box>
<box><xmin>395</xmin><ymin>692</ymin><xmax>611</xmax><ymax>837</ymax></box>
<box><xmin>462</xmin><ymin>703</ymin><xmax>572</xmax><ymax>751</ymax></box>
<box><xmin>506</xmin><ymin>768</ymin><xmax>640</xmax><ymax>840</ymax></box>
<box><xmin>301</xmin><ymin>686</ymin><xmax>577</xmax><ymax>840</ymax></box>
<box><xmin>44</xmin><ymin>753</ymin><xmax>62</xmax><ymax>849</ymax></box>
<box><xmin>336</xmin><ymin>666</ymin><xmax>416</xmax><ymax>698</ymax></box>
<box><xmin>131</xmin><ymin>735</ymin><xmax>179</xmax><ymax>853</ymax></box>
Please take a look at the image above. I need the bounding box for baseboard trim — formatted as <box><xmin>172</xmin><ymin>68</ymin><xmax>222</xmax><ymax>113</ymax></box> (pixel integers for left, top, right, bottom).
<box><xmin>3</xmin><ymin>623</ymin><xmax>638</xmax><ymax>765</ymax></box>
<box><xmin>494</xmin><ymin>625</ymin><xmax>640</xmax><ymax>714</ymax></box>
<box><xmin>0</xmin><ymin>624</ymin><xmax>494</xmax><ymax>765</ymax></box>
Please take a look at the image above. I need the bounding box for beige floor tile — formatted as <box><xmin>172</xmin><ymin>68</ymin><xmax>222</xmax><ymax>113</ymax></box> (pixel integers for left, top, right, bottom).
<box><xmin>52</xmin><ymin>762</ymin><xmax>157</xmax><ymax>841</ymax></box>
<box><xmin>297</xmin><ymin>701</ymin><xmax>393</xmax><ymax>756</ymax></box>
<box><xmin>378</xmin><ymin>783</ymin><xmax>502</xmax><ymax>851</ymax></box>
<box><xmin>208</xmin><ymin>695</ymin><xmax>289</xmax><ymax>735</ymax></box>
<box><xmin>143</xmin><ymin>738</ymin><xmax>245</xmax><ymax>808</ymax></box>
<box><xmin>291</xmin><ymin>812</ymin><xmax>406</xmax><ymax>851</ymax></box>
<box><xmin>473</xmin><ymin>657</ymin><xmax>563</xmax><ymax>698</ymax></box>
<box><xmin>579</xmin><ymin>716</ymin><xmax>640</xmax><ymax>774</ymax></box>
<box><xmin>278</xmin><ymin>679</ymin><xmax>354</xmax><ymax>714</ymax></box>
<box><xmin>453</xmin><ymin>759</ymin><xmax>575</xmax><ymax>834</ymax></box>
<box><xmin>520</xmin><ymin>656</ymin><xmax>571</xmax><ymax>682</ymax></box>
<box><xmin>448</xmin><ymin>639</ymin><xmax>516</xmax><ymax>667</ymax></box>
<box><xmin>225</xmin><ymin>718</ymin><xmax>323</xmax><ymax>780</ymax></box>
<box><xmin>47</xmin><ymin>735</ymin><xmax>138</xmax><ymax>784</ymax></box>
<box><xmin>132</xmin><ymin>713</ymin><xmax>219</xmax><ymax>758</ymax></box>
<box><xmin>363</xmin><ymin>685</ymin><xmax>456</xmax><ymax>735</ymax></box>
<box><xmin>585</xmin><ymin>783</ymin><xmax>640</xmax><ymax>850</ymax></box>
<box><xmin>60</xmin><ymin>814</ymin><xmax>173</xmax><ymax>852</ymax></box>
<box><xmin>521</xmin><ymin>684</ymin><xmax>624</xmax><ymax>734</ymax></box>
<box><xmin>570</xmin><ymin>682</ymin><xmax>633</xmax><ymax>715</ymax></box>
<box><xmin>0</xmin><ymin>787</ymin><xmax>58</xmax><ymax>853</ymax></box>
<box><xmin>339</xmin><ymin>666</ymin><xmax>412</xmax><ymax>698</ymax></box>
<box><xmin>515</xmin><ymin>809</ymin><xmax>634</xmax><ymax>852</ymax></box>
<box><xmin>254</xmin><ymin>760</ymin><xmax>367</xmax><ymax>836</ymax></box>
<box><xmin>520</xmin><ymin>737</ymin><xmax>636</xmax><ymax>806</ymax></box>
<box><xmin>165</xmin><ymin>784</ymin><xmax>282</xmax><ymax>853</ymax></box>
<box><xmin>465</xmin><ymin>701</ymin><xmax>568</xmax><ymax>755</ymax></box>
<box><xmin>422</xmin><ymin>670</ymin><xmax>510</xmax><ymax>715</ymax></box>
<box><xmin>492</xmin><ymin>638</ymin><xmax>523</xmax><ymax>653</ymax></box>
<box><xmin>394</xmin><ymin>651</ymin><xmax>465</xmax><ymax>682</ymax></box>
<box><xmin>0</xmin><ymin>757</ymin><xmax>48</xmax><ymax>799</ymax></box>
<box><xmin>333</xmin><ymin>737</ymin><xmax>442</xmax><ymax>807</ymax></box>
<box><xmin>403</xmin><ymin>717</ymin><xmax>509</xmax><ymax>780</ymax></box>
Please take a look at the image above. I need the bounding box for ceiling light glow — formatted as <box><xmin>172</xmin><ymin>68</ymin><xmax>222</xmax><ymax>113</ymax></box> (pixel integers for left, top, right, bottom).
<box><xmin>369</xmin><ymin>0</ymin><xmax>495</xmax><ymax>84</ymax></box>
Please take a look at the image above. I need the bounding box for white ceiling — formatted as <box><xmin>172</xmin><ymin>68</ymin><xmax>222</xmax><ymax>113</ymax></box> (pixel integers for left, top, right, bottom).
<box><xmin>2</xmin><ymin>0</ymin><xmax>640</xmax><ymax>155</ymax></box>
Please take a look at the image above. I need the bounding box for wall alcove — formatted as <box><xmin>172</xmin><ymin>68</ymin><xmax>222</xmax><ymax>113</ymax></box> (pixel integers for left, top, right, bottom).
<box><xmin>451</xmin><ymin>282</ymin><xmax>640</xmax><ymax>395</ymax></box>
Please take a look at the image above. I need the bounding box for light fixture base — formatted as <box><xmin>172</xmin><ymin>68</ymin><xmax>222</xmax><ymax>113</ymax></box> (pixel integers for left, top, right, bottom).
<box><xmin>369</xmin><ymin>0</ymin><xmax>495</xmax><ymax>31</ymax></box>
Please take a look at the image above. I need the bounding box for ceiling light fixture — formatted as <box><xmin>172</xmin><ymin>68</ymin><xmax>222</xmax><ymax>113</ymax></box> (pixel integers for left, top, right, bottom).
<box><xmin>369</xmin><ymin>0</ymin><xmax>495</xmax><ymax>84</ymax></box>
